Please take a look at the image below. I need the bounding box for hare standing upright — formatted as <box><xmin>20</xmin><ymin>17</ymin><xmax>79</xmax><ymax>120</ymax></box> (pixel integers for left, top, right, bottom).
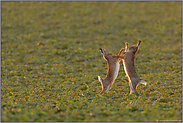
<box><xmin>121</xmin><ymin>40</ymin><xmax>147</xmax><ymax>95</ymax></box>
<box><xmin>98</xmin><ymin>48</ymin><xmax>125</xmax><ymax>95</ymax></box>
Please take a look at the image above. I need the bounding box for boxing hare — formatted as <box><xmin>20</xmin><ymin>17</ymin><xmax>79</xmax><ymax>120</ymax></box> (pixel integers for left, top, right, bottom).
<box><xmin>98</xmin><ymin>48</ymin><xmax>125</xmax><ymax>95</ymax></box>
<box><xmin>121</xmin><ymin>40</ymin><xmax>147</xmax><ymax>95</ymax></box>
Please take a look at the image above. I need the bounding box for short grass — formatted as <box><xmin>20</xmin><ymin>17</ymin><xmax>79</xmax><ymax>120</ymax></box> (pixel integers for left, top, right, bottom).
<box><xmin>1</xmin><ymin>1</ymin><xmax>182</xmax><ymax>122</ymax></box>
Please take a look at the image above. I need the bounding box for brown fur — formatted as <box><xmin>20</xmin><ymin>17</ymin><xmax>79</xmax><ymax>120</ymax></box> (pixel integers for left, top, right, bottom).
<box><xmin>121</xmin><ymin>40</ymin><xmax>147</xmax><ymax>95</ymax></box>
<box><xmin>98</xmin><ymin>48</ymin><xmax>125</xmax><ymax>95</ymax></box>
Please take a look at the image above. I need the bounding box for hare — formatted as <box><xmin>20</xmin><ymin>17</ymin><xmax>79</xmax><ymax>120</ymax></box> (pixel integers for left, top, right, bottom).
<box><xmin>121</xmin><ymin>40</ymin><xmax>147</xmax><ymax>95</ymax></box>
<box><xmin>98</xmin><ymin>48</ymin><xmax>125</xmax><ymax>95</ymax></box>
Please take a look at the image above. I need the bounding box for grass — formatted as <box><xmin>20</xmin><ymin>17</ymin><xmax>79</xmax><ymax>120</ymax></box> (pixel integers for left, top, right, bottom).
<box><xmin>1</xmin><ymin>1</ymin><xmax>182</xmax><ymax>122</ymax></box>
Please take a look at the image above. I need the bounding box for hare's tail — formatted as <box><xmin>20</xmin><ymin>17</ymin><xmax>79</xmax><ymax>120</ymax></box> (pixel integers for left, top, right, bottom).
<box><xmin>98</xmin><ymin>76</ymin><xmax>103</xmax><ymax>83</ymax></box>
<box><xmin>139</xmin><ymin>79</ymin><xmax>147</xmax><ymax>86</ymax></box>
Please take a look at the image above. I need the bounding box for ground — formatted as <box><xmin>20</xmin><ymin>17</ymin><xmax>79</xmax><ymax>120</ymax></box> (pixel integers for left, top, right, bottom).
<box><xmin>1</xmin><ymin>1</ymin><xmax>182</xmax><ymax>122</ymax></box>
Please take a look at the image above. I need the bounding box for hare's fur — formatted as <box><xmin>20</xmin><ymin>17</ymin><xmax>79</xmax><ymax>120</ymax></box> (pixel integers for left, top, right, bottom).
<box><xmin>97</xmin><ymin>41</ymin><xmax>147</xmax><ymax>95</ymax></box>
<box><xmin>121</xmin><ymin>40</ymin><xmax>147</xmax><ymax>95</ymax></box>
<box><xmin>98</xmin><ymin>48</ymin><xmax>124</xmax><ymax>95</ymax></box>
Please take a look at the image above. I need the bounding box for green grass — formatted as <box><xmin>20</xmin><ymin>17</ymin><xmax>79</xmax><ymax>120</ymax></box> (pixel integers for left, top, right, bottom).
<box><xmin>1</xmin><ymin>1</ymin><xmax>182</xmax><ymax>122</ymax></box>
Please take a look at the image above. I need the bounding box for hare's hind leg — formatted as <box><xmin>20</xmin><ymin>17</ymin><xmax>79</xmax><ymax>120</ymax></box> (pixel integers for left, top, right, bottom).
<box><xmin>100</xmin><ymin>84</ymin><xmax>110</xmax><ymax>95</ymax></box>
<box><xmin>129</xmin><ymin>81</ymin><xmax>133</xmax><ymax>94</ymax></box>
<box><xmin>129</xmin><ymin>80</ymin><xmax>139</xmax><ymax>96</ymax></box>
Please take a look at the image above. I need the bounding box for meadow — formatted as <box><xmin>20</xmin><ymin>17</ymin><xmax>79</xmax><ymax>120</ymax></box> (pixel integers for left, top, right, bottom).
<box><xmin>1</xmin><ymin>1</ymin><xmax>182</xmax><ymax>122</ymax></box>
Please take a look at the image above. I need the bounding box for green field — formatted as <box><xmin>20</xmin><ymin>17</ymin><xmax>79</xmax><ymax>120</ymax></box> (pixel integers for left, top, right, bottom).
<box><xmin>1</xmin><ymin>1</ymin><xmax>182</xmax><ymax>122</ymax></box>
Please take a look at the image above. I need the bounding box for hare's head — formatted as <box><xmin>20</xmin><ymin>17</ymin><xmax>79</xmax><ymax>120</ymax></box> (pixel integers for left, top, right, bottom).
<box><xmin>128</xmin><ymin>40</ymin><xmax>141</xmax><ymax>54</ymax></box>
<box><xmin>129</xmin><ymin>46</ymin><xmax>139</xmax><ymax>53</ymax></box>
<box><xmin>99</xmin><ymin>48</ymin><xmax>114</xmax><ymax>60</ymax></box>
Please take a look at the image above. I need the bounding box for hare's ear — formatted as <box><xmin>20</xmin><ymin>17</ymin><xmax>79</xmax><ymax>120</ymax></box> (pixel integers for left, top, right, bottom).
<box><xmin>137</xmin><ymin>40</ymin><xmax>141</xmax><ymax>47</ymax></box>
<box><xmin>125</xmin><ymin>42</ymin><xmax>129</xmax><ymax>52</ymax></box>
<box><xmin>99</xmin><ymin>48</ymin><xmax>106</xmax><ymax>55</ymax></box>
<box><xmin>118</xmin><ymin>48</ymin><xmax>125</xmax><ymax>55</ymax></box>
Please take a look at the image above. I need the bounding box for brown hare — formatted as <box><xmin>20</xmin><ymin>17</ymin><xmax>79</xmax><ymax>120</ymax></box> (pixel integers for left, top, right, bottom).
<box><xmin>121</xmin><ymin>40</ymin><xmax>147</xmax><ymax>95</ymax></box>
<box><xmin>98</xmin><ymin>48</ymin><xmax>125</xmax><ymax>95</ymax></box>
